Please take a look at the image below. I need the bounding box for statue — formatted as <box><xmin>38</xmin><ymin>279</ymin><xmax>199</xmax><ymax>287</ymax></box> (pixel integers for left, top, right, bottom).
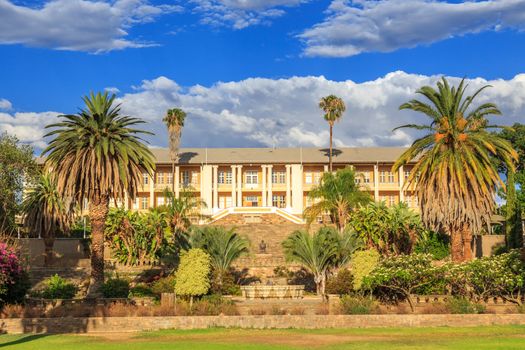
<box><xmin>259</xmin><ymin>239</ymin><xmax>267</xmax><ymax>254</ymax></box>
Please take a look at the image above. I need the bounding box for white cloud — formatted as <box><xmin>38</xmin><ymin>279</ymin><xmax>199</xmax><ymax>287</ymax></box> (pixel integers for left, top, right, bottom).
<box><xmin>0</xmin><ymin>98</ymin><xmax>12</xmax><ymax>110</ymax></box>
<box><xmin>300</xmin><ymin>0</ymin><xmax>525</xmax><ymax>57</ymax></box>
<box><xmin>105</xmin><ymin>87</ymin><xmax>121</xmax><ymax>94</ymax></box>
<box><xmin>5</xmin><ymin>71</ymin><xmax>525</xmax><ymax>152</ymax></box>
<box><xmin>0</xmin><ymin>0</ymin><xmax>182</xmax><ymax>52</ymax></box>
<box><xmin>191</xmin><ymin>0</ymin><xmax>307</xmax><ymax>29</ymax></box>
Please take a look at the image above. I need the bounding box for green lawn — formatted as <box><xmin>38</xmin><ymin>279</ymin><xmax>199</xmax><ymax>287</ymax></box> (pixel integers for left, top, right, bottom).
<box><xmin>1</xmin><ymin>326</ymin><xmax>525</xmax><ymax>349</ymax></box>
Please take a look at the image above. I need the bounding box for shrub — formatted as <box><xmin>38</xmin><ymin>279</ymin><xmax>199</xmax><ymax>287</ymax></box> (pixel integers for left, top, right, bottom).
<box><xmin>350</xmin><ymin>249</ymin><xmax>380</xmax><ymax>290</ymax></box>
<box><xmin>446</xmin><ymin>297</ymin><xmax>485</xmax><ymax>314</ymax></box>
<box><xmin>175</xmin><ymin>249</ymin><xmax>211</xmax><ymax>306</ymax></box>
<box><xmin>340</xmin><ymin>295</ymin><xmax>377</xmax><ymax>314</ymax></box>
<box><xmin>129</xmin><ymin>284</ymin><xmax>155</xmax><ymax>298</ymax></box>
<box><xmin>210</xmin><ymin>270</ymin><xmax>241</xmax><ymax>296</ymax></box>
<box><xmin>326</xmin><ymin>269</ymin><xmax>353</xmax><ymax>295</ymax></box>
<box><xmin>41</xmin><ymin>274</ymin><xmax>78</xmax><ymax>299</ymax></box>
<box><xmin>151</xmin><ymin>275</ymin><xmax>176</xmax><ymax>296</ymax></box>
<box><xmin>101</xmin><ymin>278</ymin><xmax>130</xmax><ymax>298</ymax></box>
<box><xmin>0</xmin><ymin>242</ymin><xmax>30</xmax><ymax>306</ymax></box>
<box><xmin>415</xmin><ymin>231</ymin><xmax>450</xmax><ymax>260</ymax></box>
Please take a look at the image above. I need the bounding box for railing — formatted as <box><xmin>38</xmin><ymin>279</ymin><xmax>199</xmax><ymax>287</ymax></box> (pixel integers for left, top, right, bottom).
<box><xmin>210</xmin><ymin>207</ymin><xmax>304</xmax><ymax>224</ymax></box>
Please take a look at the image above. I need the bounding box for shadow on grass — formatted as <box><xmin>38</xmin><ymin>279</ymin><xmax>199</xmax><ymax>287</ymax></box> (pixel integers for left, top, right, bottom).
<box><xmin>0</xmin><ymin>334</ymin><xmax>49</xmax><ymax>348</ymax></box>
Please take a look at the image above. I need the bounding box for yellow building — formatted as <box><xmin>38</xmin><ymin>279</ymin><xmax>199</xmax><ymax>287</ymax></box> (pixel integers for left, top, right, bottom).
<box><xmin>125</xmin><ymin>147</ymin><xmax>417</xmax><ymax>224</ymax></box>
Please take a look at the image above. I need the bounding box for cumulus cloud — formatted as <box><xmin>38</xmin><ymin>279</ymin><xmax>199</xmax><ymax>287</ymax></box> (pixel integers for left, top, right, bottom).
<box><xmin>0</xmin><ymin>0</ymin><xmax>182</xmax><ymax>52</ymax></box>
<box><xmin>191</xmin><ymin>0</ymin><xmax>307</xmax><ymax>29</ymax></box>
<box><xmin>300</xmin><ymin>0</ymin><xmax>525</xmax><ymax>57</ymax></box>
<box><xmin>5</xmin><ymin>71</ymin><xmax>525</xmax><ymax>152</ymax></box>
<box><xmin>0</xmin><ymin>98</ymin><xmax>12</xmax><ymax>110</ymax></box>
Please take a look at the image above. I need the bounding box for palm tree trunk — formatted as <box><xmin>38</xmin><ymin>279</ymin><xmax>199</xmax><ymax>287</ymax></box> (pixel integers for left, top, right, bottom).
<box><xmin>450</xmin><ymin>227</ymin><xmax>464</xmax><ymax>262</ymax></box>
<box><xmin>171</xmin><ymin>160</ymin><xmax>175</xmax><ymax>194</ymax></box>
<box><xmin>329</xmin><ymin>124</ymin><xmax>333</xmax><ymax>172</ymax></box>
<box><xmin>43</xmin><ymin>236</ymin><xmax>55</xmax><ymax>267</ymax></box>
<box><xmin>462</xmin><ymin>227</ymin><xmax>473</xmax><ymax>261</ymax></box>
<box><xmin>87</xmin><ymin>195</ymin><xmax>109</xmax><ymax>297</ymax></box>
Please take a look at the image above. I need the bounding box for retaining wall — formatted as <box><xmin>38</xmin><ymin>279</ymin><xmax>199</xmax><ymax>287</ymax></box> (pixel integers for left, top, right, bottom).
<box><xmin>2</xmin><ymin>314</ymin><xmax>525</xmax><ymax>334</ymax></box>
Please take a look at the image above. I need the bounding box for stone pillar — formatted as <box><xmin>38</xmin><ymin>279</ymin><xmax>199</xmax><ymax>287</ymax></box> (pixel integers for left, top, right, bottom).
<box><xmin>291</xmin><ymin>164</ymin><xmax>304</xmax><ymax>214</ymax></box>
<box><xmin>175</xmin><ymin>166</ymin><xmax>180</xmax><ymax>198</ymax></box>
<box><xmin>237</xmin><ymin>165</ymin><xmax>243</xmax><ymax>207</ymax></box>
<box><xmin>267</xmin><ymin>165</ymin><xmax>273</xmax><ymax>206</ymax></box>
<box><xmin>231</xmin><ymin>165</ymin><xmax>237</xmax><ymax>207</ymax></box>
<box><xmin>374</xmin><ymin>164</ymin><xmax>379</xmax><ymax>201</ymax></box>
<box><xmin>262</xmin><ymin>165</ymin><xmax>267</xmax><ymax>207</ymax></box>
<box><xmin>212</xmin><ymin>165</ymin><xmax>219</xmax><ymax>211</ymax></box>
<box><xmin>323</xmin><ymin>165</ymin><xmax>328</xmax><ymax>173</ymax></box>
<box><xmin>201</xmin><ymin>165</ymin><xmax>213</xmax><ymax>215</ymax></box>
<box><xmin>149</xmin><ymin>173</ymin><xmax>155</xmax><ymax>208</ymax></box>
<box><xmin>285</xmin><ymin>164</ymin><xmax>292</xmax><ymax>209</ymax></box>
<box><xmin>398</xmin><ymin>165</ymin><xmax>404</xmax><ymax>203</ymax></box>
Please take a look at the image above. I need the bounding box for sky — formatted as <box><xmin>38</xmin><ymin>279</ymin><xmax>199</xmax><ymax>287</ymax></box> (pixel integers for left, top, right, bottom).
<box><xmin>1</xmin><ymin>0</ymin><xmax>525</xmax><ymax>153</ymax></box>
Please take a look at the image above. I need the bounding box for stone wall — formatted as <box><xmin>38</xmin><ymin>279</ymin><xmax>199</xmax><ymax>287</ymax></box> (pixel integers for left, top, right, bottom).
<box><xmin>3</xmin><ymin>314</ymin><xmax>525</xmax><ymax>334</ymax></box>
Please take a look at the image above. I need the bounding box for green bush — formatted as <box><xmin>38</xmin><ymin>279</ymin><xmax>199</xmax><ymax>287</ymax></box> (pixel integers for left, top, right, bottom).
<box><xmin>41</xmin><ymin>274</ymin><xmax>77</xmax><ymax>299</ymax></box>
<box><xmin>326</xmin><ymin>269</ymin><xmax>353</xmax><ymax>295</ymax></box>
<box><xmin>129</xmin><ymin>284</ymin><xmax>155</xmax><ymax>298</ymax></box>
<box><xmin>415</xmin><ymin>231</ymin><xmax>450</xmax><ymax>260</ymax></box>
<box><xmin>340</xmin><ymin>295</ymin><xmax>377</xmax><ymax>314</ymax></box>
<box><xmin>151</xmin><ymin>275</ymin><xmax>176</xmax><ymax>296</ymax></box>
<box><xmin>175</xmin><ymin>249</ymin><xmax>211</xmax><ymax>303</ymax></box>
<box><xmin>351</xmin><ymin>249</ymin><xmax>380</xmax><ymax>290</ymax></box>
<box><xmin>446</xmin><ymin>297</ymin><xmax>485</xmax><ymax>314</ymax></box>
<box><xmin>101</xmin><ymin>278</ymin><xmax>130</xmax><ymax>298</ymax></box>
<box><xmin>210</xmin><ymin>270</ymin><xmax>241</xmax><ymax>296</ymax></box>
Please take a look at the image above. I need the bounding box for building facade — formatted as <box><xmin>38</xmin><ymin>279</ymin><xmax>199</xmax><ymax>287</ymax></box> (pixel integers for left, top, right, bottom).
<box><xmin>122</xmin><ymin>147</ymin><xmax>417</xmax><ymax>224</ymax></box>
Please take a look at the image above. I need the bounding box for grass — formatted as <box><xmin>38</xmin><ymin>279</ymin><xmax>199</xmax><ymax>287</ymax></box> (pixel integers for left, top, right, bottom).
<box><xmin>1</xmin><ymin>326</ymin><xmax>525</xmax><ymax>349</ymax></box>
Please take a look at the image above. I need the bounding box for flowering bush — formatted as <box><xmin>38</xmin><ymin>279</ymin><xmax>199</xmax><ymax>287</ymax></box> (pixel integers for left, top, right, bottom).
<box><xmin>0</xmin><ymin>242</ymin><xmax>30</xmax><ymax>306</ymax></box>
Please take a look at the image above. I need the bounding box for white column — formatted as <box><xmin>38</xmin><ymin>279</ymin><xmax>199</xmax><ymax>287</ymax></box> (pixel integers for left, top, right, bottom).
<box><xmin>291</xmin><ymin>164</ymin><xmax>304</xmax><ymax>214</ymax></box>
<box><xmin>212</xmin><ymin>165</ymin><xmax>219</xmax><ymax>211</ymax></box>
<box><xmin>398</xmin><ymin>165</ymin><xmax>404</xmax><ymax>203</ymax></box>
<box><xmin>267</xmin><ymin>165</ymin><xmax>273</xmax><ymax>206</ymax></box>
<box><xmin>285</xmin><ymin>164</ymin><xmax>292</xmax><ymax>209</ymax></box>
<box><xmin>262</xmin><ymin>165</ymin><xmax>267</xmax><ymax>206</ymax></box>
<box><xmin>175</xmin><ymin>166</ymin><xmax>180</xmax><ymax>198</ymax></box>
<box><xmin>323</xmin><ymin>165</ymin><xmax>328</xmax><ymax>173</ymax></box>
<box><xmin>149</xmin><ymin>173</ymin><xmax>155</xmax><ymax>208</ymax></box>
<box><xmin>374</xmin><ymin>164</ymin><xmax>379</xmax><ymax>201</ymax></box>
<box><xmin>237</xmin><ymin>165</ymin><xmax>243</xmax><ymax>206</ymax></box>
<box><xmin>201</xmin><ymin>165</ymin><xmax>213</xmax><ymax>215</ymax></box>
<box><xmin>231</xmin><ymin>165</ymin><xmax>237</xmax><ymax>207</ymax></box>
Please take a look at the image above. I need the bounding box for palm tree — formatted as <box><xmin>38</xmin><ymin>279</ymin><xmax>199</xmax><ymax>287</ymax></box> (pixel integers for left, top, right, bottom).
<box><xmin>304</xmin><ymin>167</ymin><xmax>370</xmax><ymax>233</ymax></box>
<box><xmin>319</xmin><ymin>95</ymin><xmax>346</xmax><ymax>172</ymax></box>
<box><xmin>190</xmin><ymin>226</ymin><xmax>249</xmax><ymax>292</ymax></box>
<box><xmin>22</xmin><ymin>173</ymin><xmax>74</xmax><ymax>266</ymax></box>
<box><xmin>393</xmin><ymin>78</ymin><xmax>517</xmax><ymax>262</ymax></box>
<box><xmin>43</xmin><ymin>92</ymin><xmax>155</xmax><ymax>295</ymax></box>
<box><xmin>282</xmin><ymin>227</ymin><xmax>357</xmax><ymax>298</ymax></box>
<box><xmin>163</xmin><ymin>108</ymin><xmax>186</xmax><ymax>193</ymax></box>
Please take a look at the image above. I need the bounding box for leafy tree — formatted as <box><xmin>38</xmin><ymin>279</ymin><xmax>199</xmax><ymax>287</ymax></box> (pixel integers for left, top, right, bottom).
<box><xmin>43</xmin><ymin>92</ymin><xmax>155</xmax><ymax>296</ymax></box>
<box><xmin>282</xmin><ymin>227</ymin><xmax>359</xmax><ymax>298</ymax></box>
<box><xmin>0</xmin><ymin>132</ymin><xmax>37</xmax><ymax>236</ymax></box>
<box><xmin>304</xmin><ymin>167</ymin><xmax>370</xmax><ymax>233</ymax></box>
<box><xmin>351</xmin><ymin>202</ymin><xmax>424</xmax><ymax>256</ymax></box>
<box><xmin>161</xmin><ymin>189</ymin><xmax>207</xmax><ymax>244</ymax></box>
<box><xmin>22</xmin><ymin>173</ymin><xmax>75</xmax><ymax>266</ymax></box>
<box><xmin>163</xmin><ymin>108</ymin><xmax>186</xmax><ymax>193</ymax></box>
<box><xmin>350</xmin><ymin>249</ymin><xmax>380</xmax><ymax>291</ymax></box>
<box><xmin>175</xmin><ymin>248</ymin><xmax>211</xmax><ymax>308</ymax></box>
<box><xmin>393</xmin><ymin>78</ymin><xmax>517</xmax><ymax>262</ymax></box>
<box><xmin>190</xmin><ymin>226</ymin><xmax>249</xmax><ymax>293</ymax></box>
<box><xmin>319</xmin><ymin>95</ymin><xmax>346</xmax><ymax>172</ymax></box>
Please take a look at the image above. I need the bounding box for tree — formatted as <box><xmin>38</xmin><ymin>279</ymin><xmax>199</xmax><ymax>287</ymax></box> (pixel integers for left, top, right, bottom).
<box><xmin>43</xmin><ymin>92</ymin><xmax>155</xmax><ymax>296</ymax></box>
<box><xmin>22</xmin><ymin>173</ymin><xmax>74</xmax><ymax>266</ymax></box>
<box><xmin>0</xmin><ymin>132</ymin><xmax>37</xmax><ymax>236</ymax></box>
<box><xmin>190</xmin><ymin>226</ymin><xmax>249</xmax><ymax>293</ymax></box>
<box><xmin>282</xmin><ymin>227</ymin><xmax>358</xmax><ymax>298</ymax></box>
<box><xmin>175</xmin><ymin>248</ymin><xmax>211</xmax><ymax>308</ymax></box>
<box><xmin>319</xmin><ymin>95</ymin><xmax>346</xmax><ymax>172</ymax></box>
<box><xmin>163</xmin><ymin>108</ymin><xmax>186</xmax><ymax>193</ymax></box>
<box><xmin>393</xmin><ymin>78</ymin><xmax>517</xmax><ymax>262</ymax></box>
<box><xmin>304</xmin><ymin>167</ymin><xmax>370</xmax><ymax>233</ymax></box>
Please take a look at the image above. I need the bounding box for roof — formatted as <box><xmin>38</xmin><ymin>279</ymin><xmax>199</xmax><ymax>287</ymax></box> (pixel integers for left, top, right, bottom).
<box><xmin>36</xmin><ymin>147</ymin><xmax>412</xmax><ymax>165</ymax></box>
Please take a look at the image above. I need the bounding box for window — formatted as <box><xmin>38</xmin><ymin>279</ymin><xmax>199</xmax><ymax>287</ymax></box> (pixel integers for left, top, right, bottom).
<box><xmin>157</xmin><ymin>172</ymin><xmax>164</xmax><ymax>184</ymax></box>
<box><xmin>363</xmin><ymin>172</ymin><xmax>370</xmax><ymax>183</ymax></box>
<box><xmin>314</xmin><ymin>172</ymin><xmax>321</xmax><ymax>184</ymax></box>
<box><xmin>380</xmin><ymin>171</ymin><xmax>394</xmax><ymax>183</ymax></box>
<box><xmin>141</xmin><ymin>197</ymin><xmax>148</xmax><ymax>210</ymax></box>
<box><xmin>143</xmin><ymin>173</ymin><xmax>149</xmax><ymax>185</ymax></box>
<box><xmin>305</xmin><ymin>172</ymin><xmax>313</xmax><ymax>184</ymax></box>
<box><xmin>388</xmin><ymin>172</ymin><xmax>395</xmax><ymax>183</ymax></box>
<box><xmin>404</xmin><ymin>171</ymin><xmax>410</xmax><ymax>181</ymax></box>
<box><xmin>379</xmin><ymin>171</ymin><xmax>386</xmax><ymax>183</ymax></box>
<box><xmin>219</xmin><ymin>196</ymin><xmax>233</xmax><ymax>209</ymax></box>
<box><xmin>166</xmin><ymin>172</ymin><xmax>173</xmax><ymax>185</ymax></box>
<box><xmin>191</xmin><ymin>171</ymin><xmax>199</xmax><ymax>184</ymax></box>
<box><xmin>181</xmin><ymin>171</ymin><xmax>190</xmax><ymax>186</ymax></box>
<box><xmin>272</xmin><ymin>171</ymin><xmax>286</xmax><ymax>184</ymax></box>
<box><xmin>132</xmin><ymin>198</ymin><xmax>139</xmax><ymax>210</ymax></box>
<box><xmin>157</xmin><ymin>196</ymin><xmax>165</xmax><ymax>207</ymax></box>
<box><xmin>245</xmin><ymin>196</ymin><xmax>258</xmax><ymax>207</ymax></box>
<box><xmin>272</xmin><ymin>195</ymin><xmax>286</xmax><ymax>208</ymax></box>
<box><xmin>218</xmin><ymin>170</ymin><xmax>232</xmax><ymax>184</ymax></box>
<box><xmin>246</xmin><ymin>171</ymin><xmax>258</xmax><ymax>184</ymax></box>
<box><xmin>389</xmin><ymin>196</ymin><xmax>396</xmax><ymax>206</ymax></box>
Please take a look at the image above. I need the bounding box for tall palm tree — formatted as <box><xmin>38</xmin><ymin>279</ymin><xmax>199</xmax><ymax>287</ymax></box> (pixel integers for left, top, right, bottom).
<box><xmin>319</xmin><ymin>95</ymin><xmax>346</xmax><ymax>172</ymax></box>
<box><xmin>304</xmin><ymin>167</ymin><xmax>370</xmax><ymax>233</ymax></box>
<box><xmin>393</xmin><ymin>78</ymin><xmax>517</xmax><ymax>262</ymax></box>
<box><xmin>43</xmin><ymin>92</ymin><xmax>155</xmax><ymax>295</ymax></box>
<box><xmin>163</xmin><ymin>108</ymin><xmax>186</xmax><ymax>193</ymax></box>
<box><xmin>22</xmin><ymin>173</ymin><xmax>74</xmax><ymax>266</ymax></box>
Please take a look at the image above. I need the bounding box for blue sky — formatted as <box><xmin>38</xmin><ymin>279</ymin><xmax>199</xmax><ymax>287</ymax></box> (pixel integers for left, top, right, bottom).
<box><xmin>1</xmin><ymin>0</ymin><xmax>525</xmax><ymax>151</ymax></box>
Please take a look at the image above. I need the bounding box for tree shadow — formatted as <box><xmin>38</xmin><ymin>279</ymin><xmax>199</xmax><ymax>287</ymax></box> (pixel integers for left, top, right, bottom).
<box><xmin>319</xmin><ymin>148</ymin><xmax>342</xmax><ymax>159</ymax></box>
<box><xmin>178</xmin><ymin>152</ymin><xmax>199</xmax><ymax>164</ymax></box>
<box><xmin>0</xmin><ymin>334</ymin><xmax>49</xmax><ymax>348</ymax></box>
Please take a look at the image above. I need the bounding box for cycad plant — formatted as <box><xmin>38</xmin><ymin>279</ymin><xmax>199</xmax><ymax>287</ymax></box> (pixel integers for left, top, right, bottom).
<box><xmin>319</xmin><ymin>95</ymin><xmax>345</xmax><ymax>171</ymax></box>
<box><xmin>163</xmin><ymin>108</ymin><xmax>186</xmax><ymax>193</ymax></box>
<box><xmin>393</xmin><ymin>78</ymin><xmax>517</xmax><ymax>261</ymax></box>
<box><xmin>43</xmin><ymin>92</ymin><xmax>155</xmax><ymax>295</ymax></box>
